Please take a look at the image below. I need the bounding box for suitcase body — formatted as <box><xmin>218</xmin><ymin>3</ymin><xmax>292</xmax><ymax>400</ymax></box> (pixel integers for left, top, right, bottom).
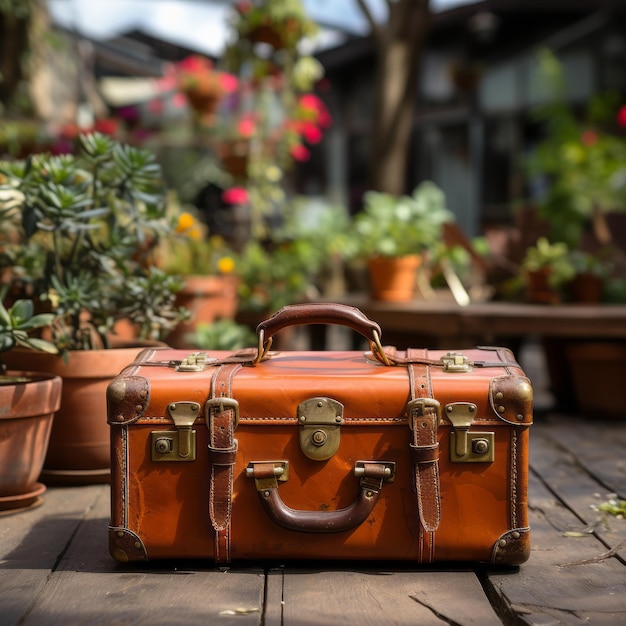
<box><xmin>108</xmin><ymin>304</ymin><xmax>532</xmax><ymax>565</ymax></box>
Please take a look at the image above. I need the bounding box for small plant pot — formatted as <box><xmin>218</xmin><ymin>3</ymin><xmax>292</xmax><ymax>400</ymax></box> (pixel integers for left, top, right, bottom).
<box><xmin>167</xmin><ymin>274</ymin><xmax>239</xmax><ymax>349</ymax></box>
<box><xmin>367</xmin><ymin>255</ymin><xmax>422</xmax><ymax>302</ymax></box>
<box><xmin>525</xmin><ymin>268</ymin><xmax>560</xmax><ymax>304</ymax></box>
<box><xmin>569</xmin><ymin>272</ymin><xmax>604</xmax><ymax>303</ymax></box>
<box><xmin>0</xmin><ymin>372</ymin><xmax>62</xmax><ymax>513</ymax></box>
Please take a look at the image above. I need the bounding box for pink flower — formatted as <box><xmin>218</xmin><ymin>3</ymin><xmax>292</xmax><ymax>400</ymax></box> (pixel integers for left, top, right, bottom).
<box><xmin>299</xmin><ymin>94</ymin><xmax>322</xmax><ymax>111</ymax></box>
<box><xmin>237</xmin><ymin>115</ymin><xmax>256</xmax><ymax>137</ymax></box>
<box><xmin>302</xmin><ymin>123</ymin><xmax>322</xmax><ymax>144</ymax></box>
<box><xmin>617</xmin><ymin>105</ymin><xmax>626</xmax><ymax>128</ymax></box>
<box><xmin>172</xmin><ymin>92</ymin><xmax>187</xmax><ymax>108</ymax></box>
<box><xmin>581</xmin><ymin>130</ymin><xmax>598</xmax><ymax>147</ymax></box>
<box><xmin>222</xmin><ymin>187</ymin><xmax>249</xmax><ymax>205</ymax></box>
<box><xmin>178</xmin><ymin>55</ymin><xmax>212</xmax><ymax>74</ymax></box>
<box><xmin>219</xmin><ymin>73</ymin><xmax>239</xmax><ymax>94</ymax></box>
<box><xmin>290</xmin><ymin>144</ymin><xmax>310</xmax><ymax>162</ymax></box>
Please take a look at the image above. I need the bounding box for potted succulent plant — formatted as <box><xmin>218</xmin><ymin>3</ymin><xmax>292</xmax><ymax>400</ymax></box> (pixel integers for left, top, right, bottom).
<box><xmin>348</xmin><ymin>181</ymin><xmax>453</xmax><ymax>301</ymax></box>
<box><xmin>0</xmin><ymin>132</ymin><xmax>188</xmax><ymax>481</ymax></box>
<box><xmin>0</xmin><ymin>297</ymin><xmax>61</xmax><ymax>513</ymax></box>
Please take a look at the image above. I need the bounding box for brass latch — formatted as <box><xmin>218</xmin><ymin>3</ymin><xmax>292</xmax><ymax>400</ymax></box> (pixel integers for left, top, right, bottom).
<box><xmin>298</xmin><ymin>397</ymin><xmax>344</xmax><ymax>461</ymax></box>
<box><xmin>441</xmin><ymin>352</ymin><xmax>473</xmax><ymax>373</ymax></box>
<box><xmin>151</xmin><ymin>401</ymin><xmax>200</xmax><ymax>462</ymax></box>
<box><xmin>445</xmin><ymin>402</ymin><xmax>494</xmax><ymax>463</ymax></box>
<box><xmin>176</xmin><ymin>353</ymin><xmax>213</xmax><ymax>372</ymax></box>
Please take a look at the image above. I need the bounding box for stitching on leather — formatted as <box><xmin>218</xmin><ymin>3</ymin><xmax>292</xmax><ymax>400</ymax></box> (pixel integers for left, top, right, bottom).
<box><xmin>510</xmin><ymin>429</ymin><xmax>518</xmax><ymax>528</ymax></box>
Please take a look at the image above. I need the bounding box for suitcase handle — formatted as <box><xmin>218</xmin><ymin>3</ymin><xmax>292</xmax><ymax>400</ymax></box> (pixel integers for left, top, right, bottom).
<box><xmin>246</xmin><ymin>460</ymin><xmax>394</xmax><ymax>533</ymax></box>
<box><xmin>254</xmin><ymin>303</ymin><xmax>391</xmax><ymax>365</ymax></box>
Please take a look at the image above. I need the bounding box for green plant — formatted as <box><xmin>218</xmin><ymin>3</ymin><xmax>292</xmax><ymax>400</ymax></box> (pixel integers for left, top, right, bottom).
<box><xmin>349</xmin><ymin>181</ymin><xmax>453</xmax><ymax>259</ymax></box>
<box><xmin>529</xmin><ymin>50</ymin><xmax>626</xmax><ymax>249</ymax></box>
<box><xmin>237</xmin><ymin>199</ymin><xmax>350</xmax><ymax>313</ymax></box>
<box><xmin>0</xmin><ymin>132</ymin><xmax>188</xmax><ymax>352</ymax></box>
<box><xmin>159</xmin><ymin>208</ymin><xmax>238</xmax><ymax>277</ymax></box>
<box><xmin>185</xmin><ymin>318</ymin><xmax>256</xmax><ymax>351</ymax></box>
<box><xmin>521</xmin><ymin>237</ymin><xmax>575</xmax><ymax>288</ymax></box>
<box><xmin>229</xmin><ymin>0</ymin><xmax>318</xmax><ymax>52</ymax></box>
<box><xmin>568</xmin><ymin>249</ymin><xmax>613</xmax><ymax>279</ymax></box>
<box><xmin>0</xmin><ymin>296</ymin><xmax>57</xmax><ymax>379</ymax></box>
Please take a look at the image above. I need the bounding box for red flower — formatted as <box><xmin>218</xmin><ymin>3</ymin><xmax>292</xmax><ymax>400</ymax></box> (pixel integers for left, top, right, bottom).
<box><xmin>235</xmin><ymin>1</ymin><xmax>252</xmax><ymax>15</ymax></box>
<box><xmin>302</xmin><ymin>123</ymin><xmax>322</xmax><ymax>144</ymax></box>
<box><xmin>581</xmin><ymin>130</ymin><xmax>598</xmax><ymax>147</ymax></box>
<box><xmin>290</xmin><ymin>144</ymin><xmax>310</xmax><ymax>162</ymax></box>
<box><xmin>222</xmin><ymin>187</ymin><xmax>249</xmax><ymax>205</ymax></box>
<box><xmin>617</xmin><ymin>105</ymin><xmax>626</xmax><ymax>128</ymax></box>
<box><xmin>94</xmin><ymin>118</ymin><xmax>118</xmax><ymax>136</ymax></box>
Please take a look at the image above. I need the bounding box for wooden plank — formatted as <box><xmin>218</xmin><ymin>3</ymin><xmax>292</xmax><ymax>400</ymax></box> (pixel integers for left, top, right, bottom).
<box><xmin>485</xmin><ymin>470</ymin><xmax>626</xmax><ymax>625</ymax></box>
<box><xmin>0</xmin><ymin>484</ymin><xmax>104</xmax><ymax>626</ymax></box>
<box><xmin>264</xmin><ymin>569</ymin><xmax>284</xmax><ymax>626</ymax></box>
<box><xmin>530</xmin><ymin>423</ymin><xmax>626</xmax><ymax>554</ymax></box>
<box><xmin>21</xmin><ymin>485</ymin><xmax>266</xmax><ymax>626</ymax></box>
<box><xmin>279</xmin><ymin>569</ymin><xmax>502</xmax><ymax>626</ymax></box>
<box><xmin>538</xmin><ymin>416</ymin><xmax>626</xmax><ymax>497</ymax></box>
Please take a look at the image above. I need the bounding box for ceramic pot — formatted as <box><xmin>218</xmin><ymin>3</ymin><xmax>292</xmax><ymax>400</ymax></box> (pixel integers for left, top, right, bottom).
<box><xmin>3</xmin><ymin>345</ymin><xmax>156</xmax><ymax>483</ymax></box>
<box><xmin>0</xmin><ymin>372</ymin><xmax>62</xmax><ymax>512</ymax></box>
<box><xmin>525</xmin><ymin>268</ymin><xmax>560</xmax><ymax>304</ymax></box>
<box><xmin>569</xmin><ymin>272</ymin><xmax>604</xmax><ymax>303</ymax></box>
<box><xmin>367</xmin><ymin>255</ymin><xmax>421</xmax><ymax>302</ymax></box>
<box><xmin>566</xmin><ymin>341</ymin><xmax>626</xmax><ymax>419</ymax></box>
<box><xmin>167</xmin><ymin>274</ymin><xmax>239</xmax><ymax>349</ymax></box>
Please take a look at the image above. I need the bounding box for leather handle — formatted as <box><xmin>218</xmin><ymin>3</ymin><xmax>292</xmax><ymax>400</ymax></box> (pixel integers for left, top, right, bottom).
<box><xmin>247</xmin><ymin>460</ymin><xmax>393</xmax><ymax>533</ymax></box>
<box><xmin>254</xmin><ymin>303</ymin><xmax>390</xmax><ymax>365</ymax></box>
<box><xmin>259</xmin><ymin>483</ymin><xmax>380</xmax><ymax>533</ymax></box>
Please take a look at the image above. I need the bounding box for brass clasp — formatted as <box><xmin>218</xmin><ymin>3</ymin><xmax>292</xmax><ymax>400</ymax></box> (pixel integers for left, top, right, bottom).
<box><xmin>445</xmin><ymin>402</ymin><xmax>494</xmax><ymax>463</ymax></box>
<box><xmin>298</xmin><ymin>397</ymin><xmax>344</xmax><ymax>461</ymax></box>
<box><xmin>151</xmin><ymin>401</ymin><xmax>200</xmax><ymax>462</ymax></box>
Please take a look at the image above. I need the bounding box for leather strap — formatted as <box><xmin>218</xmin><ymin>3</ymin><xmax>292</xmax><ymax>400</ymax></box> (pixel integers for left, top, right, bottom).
<box><xmin>207</xmin><ymin>363</ymin><xmax>241</xmax><ymax>563</ymax></box>
<box><xmin>407</xmin><ymin>348</ymin><xmax>441</xmax><ymax>562</ymax></box>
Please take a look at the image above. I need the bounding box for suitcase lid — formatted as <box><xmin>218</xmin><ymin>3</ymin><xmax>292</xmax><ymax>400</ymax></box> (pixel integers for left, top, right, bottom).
<box><xmin>107</xmin><ymin>346</ymin><xmax>532</xmax><ymax>428</ymax></box>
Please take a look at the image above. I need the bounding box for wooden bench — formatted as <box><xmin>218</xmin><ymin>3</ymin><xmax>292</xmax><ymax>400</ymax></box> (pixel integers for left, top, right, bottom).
<box><xmin>1</xmin><ymin>414</ymin><xmax>624</xmax><ymax>625</ymax></box>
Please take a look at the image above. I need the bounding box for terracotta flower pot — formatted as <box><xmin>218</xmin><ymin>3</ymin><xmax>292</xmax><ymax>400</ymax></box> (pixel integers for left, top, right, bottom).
<box><xmin>167</xmin><ymin>274</ymin><xmax>239</xmax><ymax>349</ymax></box>
<box><xmin>367</xmin><ymin>255</ymin><xmax>422</xmax><ymax>302</ymax></box>
<box><xmin>0</xmin><ymin>372</ymin><xmax>62</xmax><ymax>512</ymax></box>
<box><xmin>3</xmin><ymin>345</ymin><xmax>158</xmax><ymax>483</ymax></box>
<box><xmin>569</xmin><ymin>272</ymin><xmax>604</xmax><ymax>303</ymax></box>
<box><xmin>566</xmin><ymin>341</ymin><xmax>626</xmax><ymax>419</ymax></box>
<box><xmin>525</xmin><ymin>268</ymin><xmax>560</xmax><ymax>304</ymax></box>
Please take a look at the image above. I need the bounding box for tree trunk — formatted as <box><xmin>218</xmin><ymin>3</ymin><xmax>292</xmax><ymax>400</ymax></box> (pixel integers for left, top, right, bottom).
<box><xmin>357</xmin><ymin>0</ymin><xmax>431</xmax><ymax>195</ymax></box>
<box><xmin>0</xmin><ymin>8</ymin><xmax>29</xmax><ymax>108</ymax></box>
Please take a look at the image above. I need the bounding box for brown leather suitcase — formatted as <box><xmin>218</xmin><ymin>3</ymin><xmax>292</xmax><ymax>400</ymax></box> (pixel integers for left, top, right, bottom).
<box><xmin>108</xmin><ymin>303</ymin><xmax>532</xmax><ymax>565</ymax></box>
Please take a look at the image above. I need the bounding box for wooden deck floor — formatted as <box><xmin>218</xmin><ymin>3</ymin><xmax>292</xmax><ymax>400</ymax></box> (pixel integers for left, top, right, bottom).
<box><xmin>1</xmin><ymin>412</ymin><xmax>624</xmax><ymax>625</ymax></box>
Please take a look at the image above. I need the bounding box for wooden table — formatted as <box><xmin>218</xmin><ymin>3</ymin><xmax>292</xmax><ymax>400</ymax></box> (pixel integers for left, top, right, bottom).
<box><xmin>322</xmin><ymin>294</ymin><xmax>626</xmax><ymax>348</ymax></box>
<box><xmin>2</xmin><ymin>414</ymin><xmax>625</xmax><ymax>625</ymax></box>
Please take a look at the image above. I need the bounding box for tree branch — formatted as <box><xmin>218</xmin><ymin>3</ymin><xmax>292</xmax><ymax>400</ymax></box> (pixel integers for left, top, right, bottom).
<box><xmin>355</xmin><ymin>0</ymin><xmax>382</xmax><ymax>41</ymax></box>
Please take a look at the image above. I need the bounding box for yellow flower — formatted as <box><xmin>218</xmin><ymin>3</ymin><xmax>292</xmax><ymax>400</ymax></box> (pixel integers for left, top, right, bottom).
<box><xmin>217</xmin><ymin>256</ymin><xmax>235</xmax><ymax>274</ymax></box>
<box><xmin>176</xmin><ymin>212</ymin><xmax>196</xmax><ymax>233</ymax></box>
